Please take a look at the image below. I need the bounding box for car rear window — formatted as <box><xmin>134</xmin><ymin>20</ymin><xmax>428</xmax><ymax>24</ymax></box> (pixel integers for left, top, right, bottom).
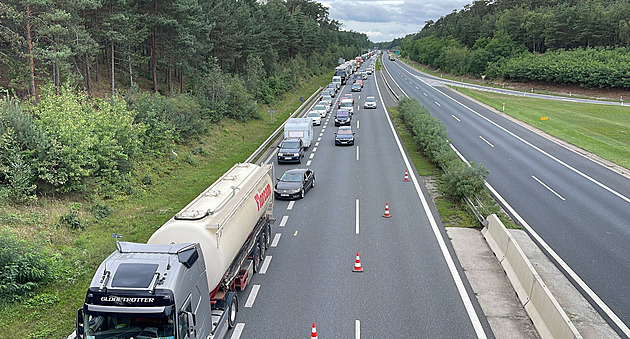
<box><xmin>337</xmin><ymin>111</ymin><xmax>349</xmax><ymax>117</ymax></box>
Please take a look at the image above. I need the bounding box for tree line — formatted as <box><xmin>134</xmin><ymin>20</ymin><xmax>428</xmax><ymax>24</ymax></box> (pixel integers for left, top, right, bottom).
<box><xmin>1</xmin><ymin>0</ymin><xmax>370</xmax><ymax>101</ymax></box>
<box><xmin>389</xmin><ymin>0</ymin><xmax>630</xmax><ymax>88</ymax></box>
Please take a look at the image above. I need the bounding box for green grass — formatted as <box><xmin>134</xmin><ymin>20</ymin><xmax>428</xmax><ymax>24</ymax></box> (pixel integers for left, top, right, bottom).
<box><xmin>0</xmin><ymin>72</ymin><xmax>332</xmax><ymax>338</ymax></box>
<box><xmin>454</xmin><ymin>86</ymin><xmax>630</xmax><ymax>170</ymax></box>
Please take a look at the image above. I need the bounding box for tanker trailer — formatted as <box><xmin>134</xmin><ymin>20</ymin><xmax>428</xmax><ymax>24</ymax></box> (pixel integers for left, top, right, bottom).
<box><xmin>75</xmin><ymin>162</ymin><xmax>274</xmax><ymax>339</ymax></box>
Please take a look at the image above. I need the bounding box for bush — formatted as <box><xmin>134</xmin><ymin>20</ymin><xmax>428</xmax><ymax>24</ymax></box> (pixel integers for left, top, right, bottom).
<box><xmin>397</xmin><ymin>98</ymin><xmax>489</xmax><ymax>202</ymax></box>
<box><xmin>58</xmin><ymin>202</ymin><xmax>87</xmax><ymax>230</ymax></box>
<box><xmin>0</xmin><ymin>231</ymin><xmax>51</xmax><ymax>306</ymax></box>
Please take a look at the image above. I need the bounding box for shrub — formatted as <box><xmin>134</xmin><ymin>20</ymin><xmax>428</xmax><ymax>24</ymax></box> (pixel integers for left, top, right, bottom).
<box><xmin>58</xmin><ymin>202</ymin><xmax>87</xmax><ymax>230</ymax></box>
<box><xmin>439</xmin><ymin>162</ymin><xmax>489</xmax><ymax>200</ymax></box>
<box><xmin>0</xmin><ymin>231</ymin><xmax>51</xmax><ymax>306</ymax></box>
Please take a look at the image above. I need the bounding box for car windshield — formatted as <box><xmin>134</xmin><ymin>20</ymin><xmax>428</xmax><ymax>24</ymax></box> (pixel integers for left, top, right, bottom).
<box><xmin>307</xmin><ymin>113</ymin><xmax>319</xmax><ymax>118</ymax></box>
<box><xmin>83</xmin><ymin>311</ymin><xmax>176</xmax><ymax>339</ymax></box>
<box><xmin>338</xmin><ymin>129</ymin><xmax>352</xmax><ymax>135</ymax></box>
<box><xmin>314</xmin><ymin>105</ymin><xmax>326</xmax><ymax>111</ymax></box>
<box><xmin>281</xmin><ymin>141</ymin><xmax>300</xmax><ymax>149</ymax></box>
<box><xmin>322</xmin><ymin>96</ymin><xmax>331</xmax><ymax>101</ymax></box>
<box><xmin>366</xmin><ymin>97</ymin><xmax>375</xmax><ymax>102</ymax></box>
<box><xmin>341</xmin><ymin>101</ymin><xmax>352</xmax><ymax>107</ymax></box>
<box><xmin>352</xmin><ymin>84</ymin><xmax>360</xmax><ymax>88</ymax></box>
<box><xmin>280</xmin><ymin>172</ymin><xmax>303</xmax><ymax>182</ymax></box>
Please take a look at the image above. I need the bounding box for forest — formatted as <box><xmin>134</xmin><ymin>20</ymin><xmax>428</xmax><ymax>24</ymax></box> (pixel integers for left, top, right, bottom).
<box><xmin>385</xmin><ymin>0</ymin><xmax>630</xmax><ymax>88</ymax></box>
<box><xmin>0</xmin><ymin>0</ymin><xmax>370</xmax><ymax>201</ymax></box>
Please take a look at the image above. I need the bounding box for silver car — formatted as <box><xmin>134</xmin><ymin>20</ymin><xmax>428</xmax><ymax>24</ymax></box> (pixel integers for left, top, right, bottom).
<box><xmin>363</xmin><ymin>96</ymin><xmax>377</xmax><ymax>109</ymax></box>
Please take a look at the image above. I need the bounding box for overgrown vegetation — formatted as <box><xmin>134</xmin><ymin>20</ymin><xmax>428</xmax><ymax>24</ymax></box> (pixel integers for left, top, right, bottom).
<box><xmin>397</xmin><ymin>98</ymin><xmax>489</xmax><ymax>201</ymax></box>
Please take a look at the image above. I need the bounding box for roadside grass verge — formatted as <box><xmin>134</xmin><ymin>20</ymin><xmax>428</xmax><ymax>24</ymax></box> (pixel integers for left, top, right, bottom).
<box><xmin>389</xmin><ymin>106</ymin><xmax>518</xmax><ymax>229</ymax></box>
<box><xmin>0</xmin><ymin>72</ymin><xmax>331</xmax><ymax>338</ymax></box>
<box><xmin>453</xmin><ymin>87</ymin><xmax>630</xmax><ymax>170</ymax></box>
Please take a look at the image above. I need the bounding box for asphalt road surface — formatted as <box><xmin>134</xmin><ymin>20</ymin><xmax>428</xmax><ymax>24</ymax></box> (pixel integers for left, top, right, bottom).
<box><xmin>380</xmin><ymin>55</ymin><xmax>630</xmax><ymax>338</ymax></box>
<box><xmin>228</xmin><ymin>57</ymin><xmax>493</xmax><ymax>339</ymax></box>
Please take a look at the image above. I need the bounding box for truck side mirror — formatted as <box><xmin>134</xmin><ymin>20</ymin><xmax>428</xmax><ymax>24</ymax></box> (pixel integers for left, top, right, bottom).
<box><xmin>76</xmin><ymin>308</ymin><xmax>84</xmax><ymax>338</ymax></box>
<box><xmin>277</xmin><ymin>145</ymin><xmax>281</xmax><ymax>148</ymax></box>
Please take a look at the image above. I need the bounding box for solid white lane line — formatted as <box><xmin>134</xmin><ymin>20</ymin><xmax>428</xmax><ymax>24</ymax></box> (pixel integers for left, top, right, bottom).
<box><xmin>452</xmin><ymin>115</ymin><xmax>461</xmax><ymax>122</ymax></box>
<box><xmin>435</xmin><ymin>101</ymin><xmax>441</xmax><ymax>107</ymax></box>
<box><xmin>309</xmin><ymin>153</ymin><xmax>314</xmax><ymax>159</ymax></box>
<box><xmin>355</xmin><ymin>320</ymin><xmax>361</xmax><ymax>339</ymax></box>
<box><xmin>532</xmin><ymin>175</ymin><xmax>566</xmax><ymax>201</ymax></box>
<box><xmin>479</xmin><ymin>135</ymin><xmax>494</xmax><ymax>148</ymax></box>
<box><xmin>356</xmin><ymin>199</ymin><xmax>360</xmax><ymax>234</ymax></box>
<box><xmin>356</xmin><ymin>146</ymin><xmax>359</xmax><ymax>161</ymax></box>
<box><xmin>287</xmin><ymin>201</ymin><xmax>295</xmax><ymax>210</ymax></box>
<box><xmin>375</xmin><ymin>69</ymin><xmax>488</xmax><ymax>338</ymax></box>
<box><xmin>306</xmin><ymin>160</ymin><xmax>312</xmax><ymax>166</ymax></box>
<box><xmin>279</xmin><ymin>215</ymin><xmax>288</xmax><ymax>227</ymax></box>
<box><xmin>244</xmin><ymin>285</ymin><xmax>260</xmax><ymax>307</ymax></box>
<box><xmin>259</xmin><ymin>255</ymin><xmax>272</xmax><ymax>274</ymax></box>
<box><xmin>230</xmin><ymin>323</ymin><xmax>245</xmax><ymax>339</ymax></box>
<box><xmin>271</xmin><ymin>233</ymin><xmax>281</xmax><ymax>247</ymax></box>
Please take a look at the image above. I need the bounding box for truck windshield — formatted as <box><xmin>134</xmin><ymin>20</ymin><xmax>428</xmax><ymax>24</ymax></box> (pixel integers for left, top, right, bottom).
<box><xmin>83</xmin><ymin>311</ymin><xmax>176</xmax><ymax>339</ymax></box>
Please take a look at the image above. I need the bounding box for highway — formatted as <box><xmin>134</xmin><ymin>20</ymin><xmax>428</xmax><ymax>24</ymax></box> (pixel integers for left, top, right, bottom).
<box><xmin>229</xmin><ymin>57</ymin><xmax>493</xmax><ymax>338</ymax></box>
<box><xmin>380</xmin><ymin>55</ymin><xmax>630</xmax><ymax>337</ymax></box>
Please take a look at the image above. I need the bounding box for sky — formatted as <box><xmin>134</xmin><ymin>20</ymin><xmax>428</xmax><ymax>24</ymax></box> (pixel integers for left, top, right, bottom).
<box><xmin>319</xmin><ymin>0</ymin><xmax>472</xmax><ymax>43</ymax></box>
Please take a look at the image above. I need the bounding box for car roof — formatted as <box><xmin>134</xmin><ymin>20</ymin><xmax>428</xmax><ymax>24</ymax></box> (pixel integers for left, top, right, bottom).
<box><xmin>366</xmin><ymin>96</ymin><xmax>375</xmax><ymax>99</ymax></box>
<box><xmin>284</xmin><ymin>168</ymin><xmax>308</xmax><ymax>175</ymax></box>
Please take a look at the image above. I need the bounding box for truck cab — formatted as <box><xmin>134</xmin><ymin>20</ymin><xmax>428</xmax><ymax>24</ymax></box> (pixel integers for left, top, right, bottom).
<box><xmin>76</xmin><ymin>242</ymin><xmax>236</xmax><ymax>339</ymax></box>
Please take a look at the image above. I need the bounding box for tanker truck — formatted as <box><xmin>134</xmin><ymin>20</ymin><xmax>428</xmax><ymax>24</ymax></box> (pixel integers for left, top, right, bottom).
<box><xmin>75</xmin><ymin>162</ymin><xmax>274</xmax><ymax>339</ymax></box>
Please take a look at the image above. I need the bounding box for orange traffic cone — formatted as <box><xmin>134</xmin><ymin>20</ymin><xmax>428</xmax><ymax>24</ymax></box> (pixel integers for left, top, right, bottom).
<box><xmin>311</xmin><ymin>322</ymin><xmax>318</xmax><ymax>338</ymax></box>
<box><xmin>404</xmin><ymin>170</ymin><xmax>410</xmax><ymax>182</ymax></box>
<box><xmin>383</xmin><ymin>203</ymin><xmax>391</xmax><ymax>218</ymax></box>
<box><xmin>353</xmin><ymin>252</ymin><xmax>364</xmax><ymax>272</ymax></box>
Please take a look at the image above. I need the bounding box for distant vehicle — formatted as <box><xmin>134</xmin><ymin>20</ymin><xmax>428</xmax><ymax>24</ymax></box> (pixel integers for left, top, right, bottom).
<box><xmin>323</xmin><ymin>88</ymin><xmax>335</xmax><ymax>98</ymax></box>
<box><xmin>355</xmin><ymin>80</ymin><xmax>364</xmax><ymax>88</ymax></box>
<box><xmin>312</xmin><ymin>104</ymin><xmax>328</xmax><ymax>117</ymax></box>
<box><xmin>284</xmin><ymin>118</ymin><xmax>313</xmax><ymax>148</ymax></box>
<box><xmin>339</xmin><ymin>98</ymin><xmax>354</xmax><ymax>114</ymax></box>
<box><xmin>335</xmin><ymin>126</ymin><xmax>355</xmax><ymax>146</ymax></box>
<box><xmin>366</xmin><ymin>68</ymin><xmax>373</xmax><ymax>75</ymax></box>
<box><xmin>316</xmin><ymin>102</ymin><xmax>331</xmax><ymax>114</ymax></box>
<box><xmin>352</xmin><ymin>73</ymin><xmax>362</xmax><ymax>81</ymax></box>
<box><xmin>277</xmin><ymin>137</ymin><xmax>305</xmax><ymax>163</ymax></box>
<box><xmin>274</xmin><ymin>168</ymin><xmax>315</xmax><ymax>199</ymax></box>
<box><xmin>338</xmin><ymin>94</ymin><xmax>354</xmax><ymax>108</ymax></box>
<box><xmin>364</xmin><ymin>96</ymin><xmax>377</xmax><ymax>109</ymax></box>
<box><xmin>389</xmin><ymin>53</ymin><xmax>396</xmax><ymax>61</ymax></box>
<box><xmin>332</xmin><ymin>76</ymin><xmax>342</xmax><ymax>88</ymax></box>
<box><xmin>351</xmin><ymin>83</ymin><xmax>362</xmax><ymax>92</ymax></box>
<box><xmin>335</xmin><ymin>110</ymin><xmax>351</xmax><ymax>126</ymax></box>
<box><xmin>361</xmin><ymin>71</ymin><xmax>368</xmax><ymax>80</ymax></box>
<box><xmin>320</xmin><ymin>95</ymin><xmax>333</xmax><ymax>106</ymax></box>
<box><xmin>327</xmin><ymin>83</ymin><xmax>338</xmax><ymax>93</ymax></box>
<box><xmin>306</xmin><ymin>112</ymin><xmax>321</xmax><ymax>126</ymax></box>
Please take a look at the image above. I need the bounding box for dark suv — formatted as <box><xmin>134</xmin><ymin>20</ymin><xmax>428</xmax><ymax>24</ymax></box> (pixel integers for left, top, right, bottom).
<box><xmin>277</xmin><ymin>138</ymin><xmax>305</xmax><ymax>164</ymax></box>
<box><xmin>334</xmin><ymin>110</ymin><xmax>351</xmax><ymax>126</ymax></box>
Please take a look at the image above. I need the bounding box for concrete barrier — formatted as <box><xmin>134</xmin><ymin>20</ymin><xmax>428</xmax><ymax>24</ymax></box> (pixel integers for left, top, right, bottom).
<box><xmin>482</xmin><ymin>214</ymin><xmax>582</xmax><ymax>339</ymax></box>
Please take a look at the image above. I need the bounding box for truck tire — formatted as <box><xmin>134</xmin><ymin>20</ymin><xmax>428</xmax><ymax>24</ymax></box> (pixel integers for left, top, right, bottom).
<box><xmin>228</xmin><ymin>295</ymin><xmax>238</xmax><ymax>328</ymax></box>
<box><xmin>253</xmin><ymin>245</ymin><xmax>262</xmax><ymax>273</ymax></box>
<box><xmin>259</xmin><ymin>235</ymin><xmax>266</xmax><ymax>257</ymax></box>
<box><xmin>264</xmin><ymin>225</ymin><xmax>271</xmax><ymax>249</ymax></box>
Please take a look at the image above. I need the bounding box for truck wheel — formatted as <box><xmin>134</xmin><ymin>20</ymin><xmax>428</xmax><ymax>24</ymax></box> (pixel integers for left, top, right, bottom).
<box><xmin>253</xmin><ymin>245</ymin><xmax>262</xmax><ymax>273</ymax></box>
<box><xmin>259</xmin><ymin>235</ymin><xmax>266</xmax><ymax>257</ymax></box>
<box><xmin>264</xmin><ymin>225</ymin><xmax>271</xmax><ymax>249</ymax></box>
<box><xmin>228</xmin><ymin>295</ymin><xmax>238</xmax><ymax>328</ymax></box>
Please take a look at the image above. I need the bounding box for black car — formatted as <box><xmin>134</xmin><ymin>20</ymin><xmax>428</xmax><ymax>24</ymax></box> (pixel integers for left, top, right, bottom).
<box><xmin>277</xmin><ymin>138</ymin><xmax>304</xmax><ymax>164</ymax></box>
<box><xmin>335</xmin><ymin>126</ymin><xmax>355</xmax><ymax>146</ymax></box>
<box><xmin>334</xmin><ymin>110</ymin><xmax>351</xmax><ymax>126</ymax></box>
<box><xmin>274</xmin><ymin>168</ymin><xmax>315</xmax><ymax>199</ymax></box>
<box><xmin>351</xmin><ymin>83</ymin><xmax>362</xmax><ymax>92</ymax></box>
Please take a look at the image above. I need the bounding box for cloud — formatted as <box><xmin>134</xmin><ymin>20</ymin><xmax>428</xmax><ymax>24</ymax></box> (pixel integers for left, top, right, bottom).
<box><xmin>321</xmin><ymin>0</ymin><xmax>471</xmax><ymax>42</ymax></box>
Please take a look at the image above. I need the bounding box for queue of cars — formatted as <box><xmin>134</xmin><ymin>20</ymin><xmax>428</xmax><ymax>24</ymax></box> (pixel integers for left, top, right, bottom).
<box><xmin>275</xmin><ymin>51</ymin><xmax>379</xmax><ymax>199</ymax></box>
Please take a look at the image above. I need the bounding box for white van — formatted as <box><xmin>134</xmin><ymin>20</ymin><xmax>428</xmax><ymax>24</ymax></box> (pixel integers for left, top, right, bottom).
<box><xmin>284</xmin><ymin>118</ymin><xmax>313</xmax><ymax>148</ymax></box>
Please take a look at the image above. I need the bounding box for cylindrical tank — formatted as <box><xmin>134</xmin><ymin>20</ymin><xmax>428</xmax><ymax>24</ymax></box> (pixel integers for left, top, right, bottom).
<box><xmin>148</xmin><ymin>163</ymin><xmax>273</xmax><ymax>292</ymax></box>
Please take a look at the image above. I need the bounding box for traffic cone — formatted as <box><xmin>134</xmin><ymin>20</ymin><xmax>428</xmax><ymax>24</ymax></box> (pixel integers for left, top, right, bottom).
<box><xmin>353</xmin><ymin>252</ymin><xmax>364</xmax><ymax>272</ymax></box>
<box><xmin>404</xmin><ymin>170</ymin><xmax>410</xmax><ymax>182</ymax></box>
<box><xmin>311</xmin><ymin>322</ymin><xmax>318</xmax><ymax>338</ymax></box>
<box><xmin>383</xmin><ymin>203</ymin><xmax>391</xmax><ymax>218</ymax></box>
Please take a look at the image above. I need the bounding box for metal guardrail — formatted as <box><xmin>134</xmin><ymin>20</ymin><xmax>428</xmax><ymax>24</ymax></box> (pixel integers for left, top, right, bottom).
<box><xmin>246</xmin><ymin>87</ymin><xmax>323</xmax><ymax>165</ymax></box>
